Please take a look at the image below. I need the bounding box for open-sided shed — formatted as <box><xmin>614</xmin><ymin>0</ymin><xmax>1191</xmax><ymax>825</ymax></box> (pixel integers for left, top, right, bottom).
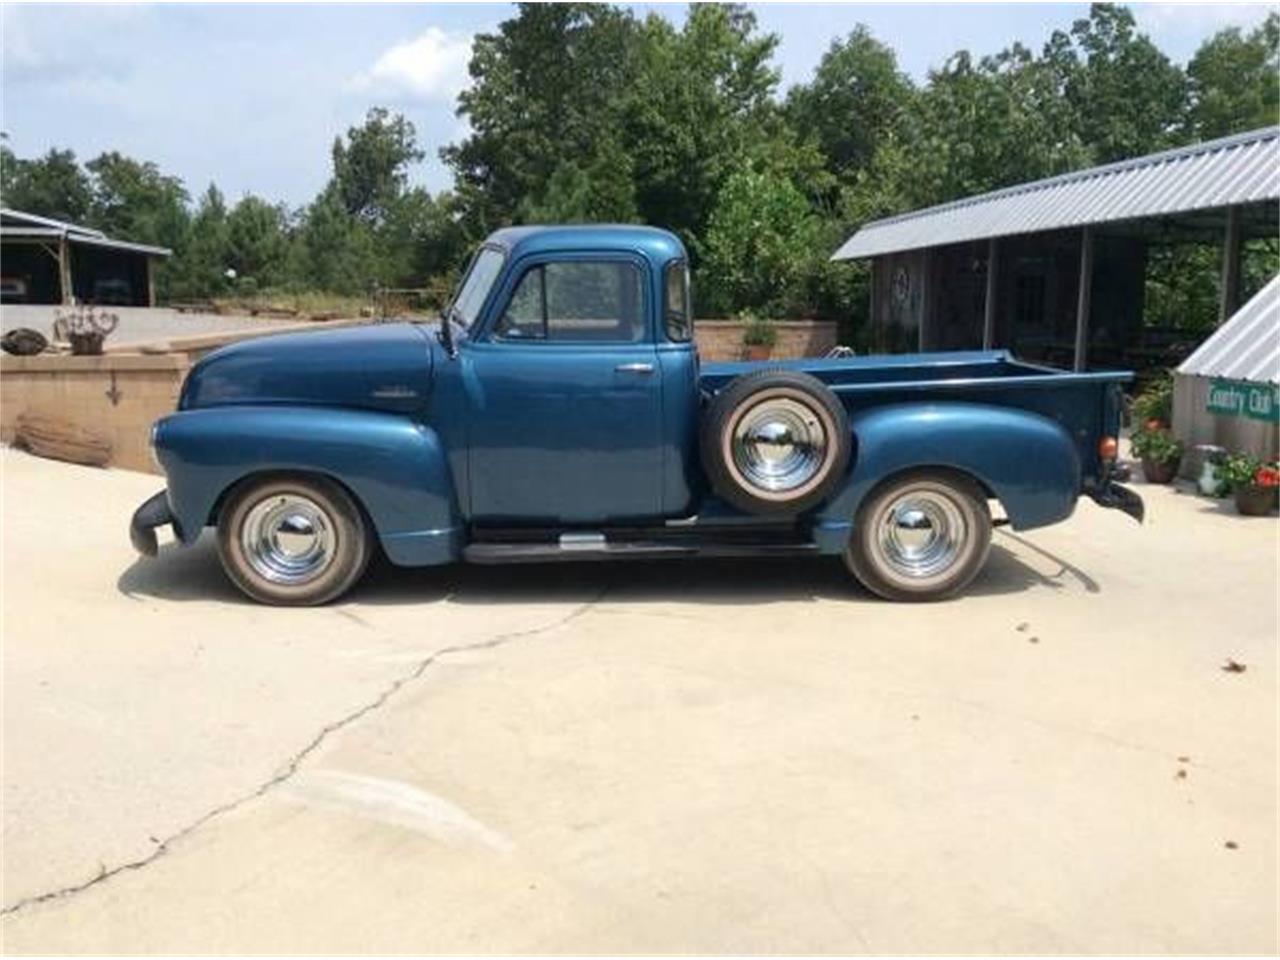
<box><xmin>833</xmin><ymin>128</ymin><xmax>1280</xmax><ymax>374</ymax></box>
<box><xmin>0</xmin><ymin>208</ymin><xmax>171</xmax><ymax>307</ymax></box>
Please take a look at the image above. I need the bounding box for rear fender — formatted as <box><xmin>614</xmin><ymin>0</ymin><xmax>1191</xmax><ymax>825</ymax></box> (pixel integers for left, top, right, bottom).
<box><xmin>154</xmin><ymin>406</ymin><xmax>460</xmax><ymax>566</ymax></box>
<box><xmin>812</xmin><ymin>402</ymin><xmax>1081</xmax><ymax>551</ymax></box>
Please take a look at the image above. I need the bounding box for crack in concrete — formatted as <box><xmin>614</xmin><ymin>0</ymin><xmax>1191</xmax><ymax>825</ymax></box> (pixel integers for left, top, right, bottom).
<box><xmin>0</xmin><ymin>590</ymin><xmax>606</xmax><ymax>918</ymax></box>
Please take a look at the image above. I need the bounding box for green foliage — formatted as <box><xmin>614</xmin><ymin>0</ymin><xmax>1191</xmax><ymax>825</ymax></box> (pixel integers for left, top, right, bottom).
<box><xmin>1</xmin><ymin>147</ymin><xmax>95</xmax><ymax>223</ymax></box>
<box><xmin>702</xmin><ymin>167</ymin><xmax>821</xmax><ymax>316</ymax></box>
<box><xmin>1131</xmin><ymin>371</ymin><xmax>1174</xmax><ymax>425</ymax></box>
<box><xmin>1185</xmin><ymin>13</ymin><xmax>1279</xmax><ymax>139</ymax></box>
<box><xmin>331</xmin><ymin>108</ymin><xmax>425</xmax><ymax>225</ymax></box>
<box><xmin>1130</xmin><ymin>427</ymin><xmax>1183</xmax><ymax>465</ymax></box>
<box><xmin>785</xmin><ymin>27</ymin><xmax>913</xmax><ymax>182</ymax></box>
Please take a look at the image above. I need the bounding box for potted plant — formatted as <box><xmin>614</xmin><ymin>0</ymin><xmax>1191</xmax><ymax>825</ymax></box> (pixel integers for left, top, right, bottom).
<box><xmin>1219</xmin><ymin>454</ymin><xmax>1279</xmax><ymax>516</ymax></box>
<box><xmin>740</xmin><ymin>313</ymin><xmax>778</xmax><ymax>361</ymax></box>
<box><xmin>51</xmin><ymin>306</ymin><xmax>120</xmax><ymax>356</ymax></box>
<box><xmin>1130</xmin><ymin>426</ymin><xmax>1183</xmax><ymax>484</ymax></box>
<box><xmin>1131</xmin><ymin>371</ymin><xmax>1173</xmax><ymax>429</ymax></box>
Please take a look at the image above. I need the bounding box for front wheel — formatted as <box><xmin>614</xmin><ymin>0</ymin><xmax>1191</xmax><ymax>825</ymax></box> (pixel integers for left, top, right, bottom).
<box><xmin>217</xmin><ymin>474</ymin><xmax>371</xmax><ymax>606</ymax></box>
<box><xmin>844</xmin><ymin>470</ymin><xmax>992</xmax><ymax>602</ymax></box>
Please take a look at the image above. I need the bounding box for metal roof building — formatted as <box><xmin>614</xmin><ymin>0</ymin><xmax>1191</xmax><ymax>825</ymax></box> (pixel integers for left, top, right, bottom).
<box><xmin>0</xmin><ymin>208</ymin><xmax>172</xmax><ymax>307</ymax></box>
<box><xmin>832</xmin><ymin>127</ymin><xmax>1280</xmax><ymax>374</ymax></box>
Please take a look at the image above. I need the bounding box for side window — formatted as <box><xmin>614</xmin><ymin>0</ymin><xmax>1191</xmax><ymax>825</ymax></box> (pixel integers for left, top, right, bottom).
<box><xmin>664</xmin><ymin>258</ymin><xmax>692</xmax><ymax>342</ymax></box>
<box><xmin>497</xmin><ymin>260</ymin><xmax>645</xmax><ymax>342</ymax></box>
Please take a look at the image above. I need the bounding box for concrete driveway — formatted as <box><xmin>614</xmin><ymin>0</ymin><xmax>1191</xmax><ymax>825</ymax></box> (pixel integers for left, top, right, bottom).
<box><xmin>1</xmin><ymin>448</ymin><xmax>1275</xmax><ymax>953</ymax></box>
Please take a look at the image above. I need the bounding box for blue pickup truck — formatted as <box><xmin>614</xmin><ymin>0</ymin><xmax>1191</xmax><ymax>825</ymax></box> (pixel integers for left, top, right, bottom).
<box><xmin>132</xmin><ymin>225</ymin><xmax>1142</xmax><ymax>605</ymax></box>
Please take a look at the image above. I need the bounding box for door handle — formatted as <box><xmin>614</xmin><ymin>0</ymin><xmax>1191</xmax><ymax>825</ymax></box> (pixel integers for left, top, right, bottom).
<box><xmin>614</xmin><ymin>362</ymin><xmax>655</xmax><ymax>374</ymax></box>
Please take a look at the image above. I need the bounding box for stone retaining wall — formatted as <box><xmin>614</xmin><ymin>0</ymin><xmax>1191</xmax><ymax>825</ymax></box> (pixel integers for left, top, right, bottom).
<box><xmin>2</xmin><ymin>353</ymin><xmax>189</xmax><ymax>474</ymax></box>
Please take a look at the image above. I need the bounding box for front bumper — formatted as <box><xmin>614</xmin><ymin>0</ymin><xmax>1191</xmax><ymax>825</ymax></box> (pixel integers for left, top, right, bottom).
<box><xmin>130</xmin><ymin>490</ymin><xmax>175</xmax><ymax>557</ymax></box>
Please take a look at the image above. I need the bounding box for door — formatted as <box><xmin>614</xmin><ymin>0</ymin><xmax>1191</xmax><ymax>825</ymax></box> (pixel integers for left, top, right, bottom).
<box><xmin>463</xmin><ymin>255</ymin><xmax>665</xmax><ymax>524</ymax></box>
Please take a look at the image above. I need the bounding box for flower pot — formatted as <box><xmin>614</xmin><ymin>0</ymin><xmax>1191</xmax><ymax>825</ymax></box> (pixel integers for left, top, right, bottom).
<box><xmin>68</xmin><ymin>332</ymin><xmax>105</xmax><ymax>356</ymax></box>
<box><xmin>745</xmin><ymin>344</ymin><xmax>772</xmax><ymax>361</ymax></box>
<box><xmin>1141</xmin><ymin>455</ymin><xmax>1181</xmax><ymax>484</ymax></box>
<box><xmin>1234</xmin><ymin>484</ymin><xmax>1279</xmax><ymax>517</ymax></box>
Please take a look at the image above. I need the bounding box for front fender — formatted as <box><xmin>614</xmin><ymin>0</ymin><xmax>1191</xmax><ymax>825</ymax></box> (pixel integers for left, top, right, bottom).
<box><xmin>154</xmin><ymin>405</ymin><xmax>460</xmax><ymax>566</ymax></box>
<box><xmin>813</xmin><ymin>402</ymin><xmax>1081</xmax><ymax>551</ymax></box>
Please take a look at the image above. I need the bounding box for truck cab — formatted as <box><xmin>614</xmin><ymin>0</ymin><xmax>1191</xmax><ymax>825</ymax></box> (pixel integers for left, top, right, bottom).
<box><xmin>133</xmin><ymin>225</ymin><xmax>1141</xmax><ymax>606</ymax></box>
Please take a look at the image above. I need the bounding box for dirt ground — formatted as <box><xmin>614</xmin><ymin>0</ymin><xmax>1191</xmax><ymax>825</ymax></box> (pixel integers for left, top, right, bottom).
<box><xmin>1</xmin><ymin>448</ymin><xmax>1275</xmax><ymax>953</ymax></box>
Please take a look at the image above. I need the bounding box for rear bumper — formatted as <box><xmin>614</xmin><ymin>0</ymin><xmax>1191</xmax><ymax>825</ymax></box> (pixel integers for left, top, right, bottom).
<box><xmin>1085</xmin><ymin>478</ymin><xmax>1144</xmax><ymax>523</ymax></box>
<box><xmin>130</xmin><ymin>490</ymin><xmax>175</xmax><ymax>557</ymax></box>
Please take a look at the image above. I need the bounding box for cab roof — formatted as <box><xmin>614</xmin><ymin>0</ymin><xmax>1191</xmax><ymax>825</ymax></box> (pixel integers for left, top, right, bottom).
<box><xmin>485</xmin><ymin>224</ymin><xmax>687</xmax><ymax>266</ymax></box>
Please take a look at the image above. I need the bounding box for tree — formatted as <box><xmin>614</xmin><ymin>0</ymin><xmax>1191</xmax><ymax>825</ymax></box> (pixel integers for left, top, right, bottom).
<box><xmin>1044</xmin><ymin>4</ymin><xmax>1187</xmax><ymax>162</ymax></box>
<box><xmin>169</xmin><ymin>184</ymin><xmax>230</xmax><ymax>299</ymax></box>
<box><xmin>785</xmin><ymin>26</ymin><xmax>914</xmax><ymax>181</ymax></box>
<box><xmin>1185</xmin><ymin>13</ymin><xmax>1279</xmax><ymax>139</ymax></box>
<box><xmin>331</xmin><ymin>107</ymin><xmax>425</xmax><ymax>225</ymax></box>
<box><xmin>701</xmin><ymin>166</ymin><xmax>821</xmax><ymax>316</ymax></box>
<box><xmin>86</xmin><ymin>151</ymin><xmax>190</xmax><ymax>251</ymax></box>
<box><xmin>225</xmin><ymin>195</ymin><xmax>288</xmax><ymax>287</ymax></box>
<box><xmin>1</xmin><ymin>147</ymin><xmax>95</xmax><ymax>223</ymax></box>
<box><xmin>294</xmin><ymin>187</ymin><xmax>378</xmax><ymax>293</ymax></box>
<box><xmin>444</xmin><ymin>3</ymin><xmax>644</xmax><ymax>235</ymax></box>
<box><xmin>519</xmin><ymin>139</ymin><xmax>639</xmax><ymax>224</ymax></box>
<box><xmin>908</xmin><ymin>45</ymin><xmax>1090</xmax><ymax>205</ymax></box>
<box><xmin>624</xmin><ymin>4</ymin><xmax>782</xmax><ymax>249</ymax></box>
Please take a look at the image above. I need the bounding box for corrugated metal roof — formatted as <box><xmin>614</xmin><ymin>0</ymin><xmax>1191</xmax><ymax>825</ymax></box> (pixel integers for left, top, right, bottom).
<box><xmin>0</xmin><ymin>208</ymin><xmax>170</xmax><ymax>256</ymax></box>
<box><xmin>69</xmin><ymin>233</ymin><xmax>172</xmax><ymax>257</ymax></box>
<box><xmin>1177</xmin><ymin>274</ymin><xmax>1280</xmax><ymax>384</ymax></box>
<box><xmin>0</xmin><ymin>208</ymin><xmax>106</xmax><ymax>238</ymax></box>
<box><xmin>832</xmin><ymin>127</ymin><xmax>1280</xmax><ymax>260</ymax></box>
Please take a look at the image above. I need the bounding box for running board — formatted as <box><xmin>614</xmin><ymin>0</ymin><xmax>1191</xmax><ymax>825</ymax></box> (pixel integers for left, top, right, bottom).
<box><xmin>462</xmin><ymin>534</ymin><xmax>819</xmax><ymax>565</ymax></box>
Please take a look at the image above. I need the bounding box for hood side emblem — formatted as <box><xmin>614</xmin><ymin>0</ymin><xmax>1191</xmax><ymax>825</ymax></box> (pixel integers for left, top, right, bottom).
<box><xmin>371</xmin><ymin>385</ymin><xmax>419</xmax><ymax>400</ymax></box>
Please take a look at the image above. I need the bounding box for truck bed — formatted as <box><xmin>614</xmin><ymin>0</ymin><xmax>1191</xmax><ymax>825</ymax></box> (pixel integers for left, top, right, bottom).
<box><xmin>700</xmin><ymin>350</ymin><xmax>1131</xmax><ymax>478</ymax></box>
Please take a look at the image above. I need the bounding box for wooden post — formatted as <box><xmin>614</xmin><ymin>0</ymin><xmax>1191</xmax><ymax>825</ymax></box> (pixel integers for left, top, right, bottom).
<box><xmin>58</xmin><ymin>236</ymin><xmax>73</xmax><ymax>305</ymax></box>
<box><xmin>918</xmin><ymin>249</ymin><xmax>932</xmax><ymax>351</ymax></box>
<box><xmin>1219</xmin><ymin>205</ymin><xmax>1241</xmax><ymax>325</ymax></box>
<box><xmin>982</xmin><ymin>237</ymin><xmax>999</xmax><ymax>350</ymax></box>
<box><xmin>146</xmin><ymin>256</ymin><xmax>157</xmax><ymax>307</ymax></box>
<box><xmin>1073</xmin><ymin>226</ymin><xmax>1093</xmax><ymax>372</ymax></box>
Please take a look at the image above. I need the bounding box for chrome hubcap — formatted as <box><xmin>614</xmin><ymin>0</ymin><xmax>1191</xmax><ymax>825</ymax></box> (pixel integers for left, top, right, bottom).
<box><xmin>875</xmin><ymin>491</ymin><xmax>966</xmax><ymax>581</ymax></box>
<box><xmin>241</xmin><ymin>495</ymin><xmax>334</xmax><ymax>585</ymax></box>
<box><xmin>731</xmin><ymin>398</ymin><xmax>828</xmax><ymax>493</ymax></box>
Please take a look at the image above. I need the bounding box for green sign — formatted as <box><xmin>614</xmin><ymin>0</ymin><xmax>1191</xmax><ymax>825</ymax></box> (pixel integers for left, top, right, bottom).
<box><xmin>1206</xmin><ymin>378</ymin><xmax>1280</xmax><ymax>422</ymax></box>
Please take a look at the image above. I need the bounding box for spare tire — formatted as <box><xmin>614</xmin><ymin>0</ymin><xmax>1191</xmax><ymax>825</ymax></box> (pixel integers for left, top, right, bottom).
<box><xmin>700</xmin><ymin>368</ymin><xmax>850</xmax><ymax>515</ymax></box>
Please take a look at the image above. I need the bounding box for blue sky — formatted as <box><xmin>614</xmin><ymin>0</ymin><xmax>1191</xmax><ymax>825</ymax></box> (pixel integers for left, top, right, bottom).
<box><xmin>2</xmin><ymin>3</ymin><xmax>1273</xmax><ymax>209</ymax></box>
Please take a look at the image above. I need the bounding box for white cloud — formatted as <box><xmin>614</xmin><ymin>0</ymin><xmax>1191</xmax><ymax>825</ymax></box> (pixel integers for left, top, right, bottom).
<box><xmin>348</xmin><ymin>27</ymin><xmax>474</xmax><ymax>103</ymax></box>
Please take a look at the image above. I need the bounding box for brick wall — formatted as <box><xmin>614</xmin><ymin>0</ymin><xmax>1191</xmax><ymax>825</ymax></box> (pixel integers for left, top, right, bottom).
<box><xmin>694</xmin><ymin>320</ymin><xmax>839</xmax><ymax>362</ymax></box>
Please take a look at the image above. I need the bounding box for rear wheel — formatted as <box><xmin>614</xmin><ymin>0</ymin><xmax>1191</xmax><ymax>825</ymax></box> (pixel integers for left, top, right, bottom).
<box><xmin>216</xmin><ymin>474</ymin><xmax>371</xmax><ymax>606</ymax></box>
<box><xmin>844</xmin><ymin>470</ymin><xmax>991</xmax><ymax>602</ymax></box>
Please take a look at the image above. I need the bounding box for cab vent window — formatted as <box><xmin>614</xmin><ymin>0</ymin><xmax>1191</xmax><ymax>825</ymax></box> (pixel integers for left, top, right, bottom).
<box><xmin>664</xmin><ymin>259</ymin><xmax>692</xmax><ymax>342</ymax></box>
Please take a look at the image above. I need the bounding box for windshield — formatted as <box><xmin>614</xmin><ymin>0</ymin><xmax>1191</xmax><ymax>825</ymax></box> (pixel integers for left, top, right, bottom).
<box><xmin>449</xmin><ymin>246</ymin><xmax>505</xmax><ymax>331</ymax></box>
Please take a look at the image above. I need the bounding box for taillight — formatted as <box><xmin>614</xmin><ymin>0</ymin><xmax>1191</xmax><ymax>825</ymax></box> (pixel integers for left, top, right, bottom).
<box><xmin>1099</xmin><ymin>436</ymin><xmax>1119</xmax><ymax>461</ymax></box>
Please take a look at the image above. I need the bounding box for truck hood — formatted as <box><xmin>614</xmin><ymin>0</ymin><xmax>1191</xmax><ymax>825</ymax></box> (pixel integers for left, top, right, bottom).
<box><xmin>180</xmin><ymin>322</ymin><xmax>436</xmax><ymax>414</ymax></box>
